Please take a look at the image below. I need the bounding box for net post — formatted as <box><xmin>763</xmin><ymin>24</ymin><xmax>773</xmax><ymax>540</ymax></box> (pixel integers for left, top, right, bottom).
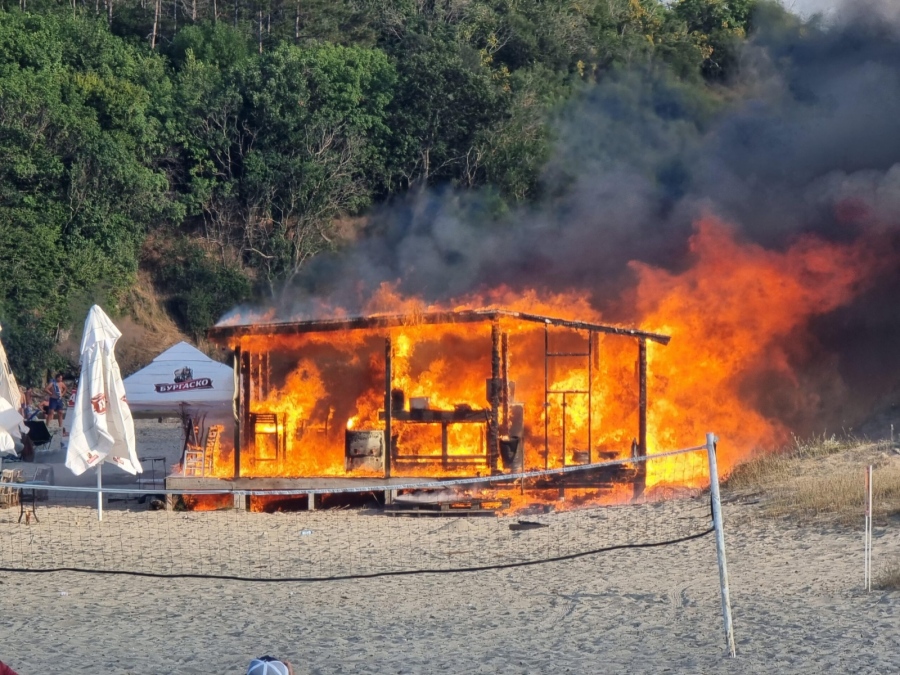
<box><xmin>706</xmin><ymin>432</ymin><xmax>736</xmax><ymax>657</ymax></box>
<box><xmin>865</xmin><ymin>465</ymin><xmax>873</xmax><ymax>592</ymax></box>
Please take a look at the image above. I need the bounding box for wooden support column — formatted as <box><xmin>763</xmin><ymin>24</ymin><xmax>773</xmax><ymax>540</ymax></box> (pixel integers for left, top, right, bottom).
<box><xmin>638</xmin><ymin>338</ymin><xmax>647</xmax><ymax>457</ymax></box>
<box><xmin>489</xmin><ymin>320</ymin><xmax>501</xmax><ymax>474</ymax></box>
<box><xmin>383</xmin><ymin>337</ymin><xmax>392</xmax><ymax>478</ymax></box>
<box><xmin>544</xmin><ymin>323</ymin><xmax>550</xmax><ymax>470</ymax></box>
<box><xmin>588</xmin><ymin>331</ymin><xmax>594</xmax><ymax>464</ymax></box>
<box><xmin>634</xmin><ymin>338</ymin><xmax>648</xmax><ymax>499</ymax></box>
<box><xmin>240</xmin><ymin>349</ymin><xmax>251</xmax><ymax>479</ymax></box>
<box><xmin>501</xmin><ymin>332</ymin><xmax>509</xmax><ymax>435</ymax></box>
<box><xmin>233</xmin><ymin>347</ymin><xmax>242</xmax><ymax>479</ymax></box>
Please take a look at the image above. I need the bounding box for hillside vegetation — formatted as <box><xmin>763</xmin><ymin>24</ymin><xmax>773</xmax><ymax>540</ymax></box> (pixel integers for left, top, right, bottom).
<box><xmin>0</xmin><ymin>0</ymin><xmax>791</xmax><ymax>380</ymax></box>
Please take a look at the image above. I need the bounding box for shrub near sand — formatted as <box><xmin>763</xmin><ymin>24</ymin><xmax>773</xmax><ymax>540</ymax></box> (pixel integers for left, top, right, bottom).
<box><xmin>724</xmin><ymin>434</ymin><xmax>900</xmax><ymax>589</ymax></box>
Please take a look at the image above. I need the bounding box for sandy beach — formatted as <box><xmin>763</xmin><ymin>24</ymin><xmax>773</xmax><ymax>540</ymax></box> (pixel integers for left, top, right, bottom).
<box><xmin>0</xmin><ymin>420</ymin><xmax>897</xmax><ymax>674</ymax></box>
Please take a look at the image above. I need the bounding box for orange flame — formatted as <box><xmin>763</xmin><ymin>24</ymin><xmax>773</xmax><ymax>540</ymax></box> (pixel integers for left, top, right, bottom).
<box><xmin>204</xmin><ymin>215</ymin><xmax>890</xmax><ymax>498</ymax></box>
<box><xmin>635</xmin><ymin>216</ymin><xmax>887</xmax><ymax>473</ymax></box>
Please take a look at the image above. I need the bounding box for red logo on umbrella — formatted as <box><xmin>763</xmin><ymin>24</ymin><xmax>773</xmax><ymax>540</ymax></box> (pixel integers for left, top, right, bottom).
<box><xmin>91</xmin><ymin>393</ymin><xmax>109</xmax><ymax>414</ymax></box>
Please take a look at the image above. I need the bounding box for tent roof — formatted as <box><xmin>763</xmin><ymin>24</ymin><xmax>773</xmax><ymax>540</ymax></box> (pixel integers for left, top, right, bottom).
<box><xmin>124</xmin><ymin>342</ymin><xmax>233</xmax><ymax>414</ymax></box>
<box><xmin>150</xmin><ymin>341</ymin><xmax>220</xmax><ymax>364</ymax></box>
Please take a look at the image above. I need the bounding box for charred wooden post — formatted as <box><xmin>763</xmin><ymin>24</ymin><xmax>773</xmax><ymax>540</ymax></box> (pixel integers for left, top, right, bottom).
<box><xmin>490</xmin><ymin>320</ymin><xmax>501</xmax><ymax>474</ymax></box>
<box><xmin>231</xmin><ymin>347</ymin><xmax>242</xmax><ymax>479</ymax></box>
<box><xmin>383</xmin><ymin>337</ymin><xmax>392</xmax><ymax>479</ymax></box>
<box><xmin>239</xmin><ymin>349</ymin><xmax>252</xmax><ymax>478</ymax></box>
<box><xmin>639</xmin><ymin>337</ymin><xmax>647</xmax><ymax>456</ymax></box>
<box><xmin>544</xmin><ymin>323</ymin><xmax>550</xmax><ymax>470</ymax></box>
<box><xmin>588</xmin><ymin>331</ymin><xmax>594</xmax><ymax>464</ymax></box>
<box><xmin>501</xmin><ymin>331</ymin><xmax>509</xmax><ymax>435</ymax></box>
<box><xmin>634</xmin><ymin>337</ymin><xmax>648</xmax><ymax>498</ymax></box>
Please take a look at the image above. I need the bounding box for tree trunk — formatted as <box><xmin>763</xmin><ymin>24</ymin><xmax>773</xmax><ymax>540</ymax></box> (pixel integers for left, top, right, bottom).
<box><xmin>213</xmin><ymin>0</ymin><xmax>217</xmax><ymax>23</ymax></box>
<box><xmin>151</xmin><ymin>0</ymin><xmax>160</xmax><ymax>49</ymax></box>
<box><xmin>192</xmin><ymin>0</ymin><xmax>196</xmax><ymax>21</ymax></box>
<box><xmin>107</xmin><ymin>0</ymin><xmax>112</xmax><ymax>25</ymax></box>
<box><xmin>258</xmin><ymin>8</ymin><xmax>263</xmax><ymax>53</ymax></box>
<box><xmin>295</xmin><ymin>1</ymin><xmax>300</xmax><ymax>41</ymax></box>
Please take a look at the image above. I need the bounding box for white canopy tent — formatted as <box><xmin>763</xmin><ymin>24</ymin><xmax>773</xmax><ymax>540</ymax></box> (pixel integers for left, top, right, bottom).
<box><xmin>0</xmin><ymin>397</ymin><xmax>26</xmax><ymax>456</ymax></box>
<box><xmin>0</xmin><ymin>322</ymin><xmax>21</xmax><ymax>413</ymax></box>
<box><xmin>0</xmin><ymin>323</ymin><xmax>25</xmax><ymax>456</ymax></box>
<box><xmin>123</xmin><ymin>342</ymin><xmax>234</xmax><ymax>416</ymax></box>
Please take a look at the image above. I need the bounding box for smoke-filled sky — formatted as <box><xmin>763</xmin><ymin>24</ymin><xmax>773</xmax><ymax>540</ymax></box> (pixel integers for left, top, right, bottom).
<box><xmin>781</xmin><ymin>0</ymin><xmax>838</xmax><ymax>17</ymax></box>
<box><xmin>225</xmin><ymin>0</ymin><xmax>900</xmax><ymax>438</ymax></box>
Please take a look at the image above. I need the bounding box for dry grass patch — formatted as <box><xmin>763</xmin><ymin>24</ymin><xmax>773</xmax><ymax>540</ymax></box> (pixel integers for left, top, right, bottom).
<box><xmin>725</xmin><ymin>434</ymin><xmax>900</xmax><ymax>525</ymax></box>
<box><xmin>876</xmin><ymin>561</ymin><xmax>900</xmax><ymax>591</ymax></box>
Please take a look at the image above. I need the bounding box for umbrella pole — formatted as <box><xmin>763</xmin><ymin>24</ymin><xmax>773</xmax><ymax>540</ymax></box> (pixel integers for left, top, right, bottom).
<box><xmin>97</xmin><ymin>466</ymin><xmax>103</xmax><ymax>521</ymax></box>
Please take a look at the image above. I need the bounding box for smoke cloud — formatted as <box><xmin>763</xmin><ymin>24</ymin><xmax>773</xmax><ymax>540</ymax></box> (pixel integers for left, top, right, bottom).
<box><xmin>225</xmin><ymin>0</ymin><xmax>900</xmax><ymax>438</ymax></box>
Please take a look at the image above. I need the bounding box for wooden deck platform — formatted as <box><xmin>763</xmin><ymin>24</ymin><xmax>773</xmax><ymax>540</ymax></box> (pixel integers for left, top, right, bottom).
<box><xmin>164</xmin><ymin>475</ymin><xmax>453</xmax><ymax>511</ymax></box>
<box><xmin>165</xmin><ymin>475</ymin><xmax>442</xmax><ymax>491</ymax></box>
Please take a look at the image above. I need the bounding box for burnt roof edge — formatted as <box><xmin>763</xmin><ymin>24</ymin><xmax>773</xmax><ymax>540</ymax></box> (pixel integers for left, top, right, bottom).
<box><xmin>208</xmin><ymin>308</ymin><xmax>671</xmax><ymax>345</ymax></box>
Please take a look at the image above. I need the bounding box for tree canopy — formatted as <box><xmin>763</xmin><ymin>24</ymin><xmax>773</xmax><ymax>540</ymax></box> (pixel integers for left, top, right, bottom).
<box><xmin>0</xmin><ymin>0</ymin><xmax>780</xmax><ymax>379</ymax></box>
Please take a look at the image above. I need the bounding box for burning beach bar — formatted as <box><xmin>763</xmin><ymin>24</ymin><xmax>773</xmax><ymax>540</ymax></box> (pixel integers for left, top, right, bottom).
<box><xmin>166</xmin><ymin>309</ymin><xmax>670</xmax><ymax>507</ymax></box>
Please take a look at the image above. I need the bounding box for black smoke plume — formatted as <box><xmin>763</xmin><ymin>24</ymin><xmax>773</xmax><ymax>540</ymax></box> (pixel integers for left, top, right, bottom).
<box><xmin>224</xmin><ymin>0</ymin><xmax>900</xmax><ymax>437</ymax></box>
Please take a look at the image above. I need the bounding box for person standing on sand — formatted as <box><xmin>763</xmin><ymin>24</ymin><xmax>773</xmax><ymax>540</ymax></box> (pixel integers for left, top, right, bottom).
<box><xmin>44</xmin><ymin>373</ymin><xmax>68</xmax><ymax>435</ymax></box>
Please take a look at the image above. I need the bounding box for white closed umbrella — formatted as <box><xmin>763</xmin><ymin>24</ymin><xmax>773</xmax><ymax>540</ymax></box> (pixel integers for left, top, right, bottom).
<box><xmin>0</xmin><ymin>323</ymin><xmax>21</xmax><ymax>414</ymax></box>
<box><xmin>65</xmin><ymin>305</ymin><xmax>142</xmax><ymax>520</ymax></box>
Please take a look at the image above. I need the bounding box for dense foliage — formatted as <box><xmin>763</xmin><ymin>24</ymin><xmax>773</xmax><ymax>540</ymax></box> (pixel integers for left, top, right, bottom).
<box><xmin>0</xmin><ymin>0</ymin><xmax>771</xmax><ymax>379</ymax></box>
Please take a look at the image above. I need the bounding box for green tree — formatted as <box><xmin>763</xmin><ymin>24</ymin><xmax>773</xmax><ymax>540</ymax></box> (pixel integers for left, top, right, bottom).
<box><xmin>674</xmin><ymin>0</ymin><xmax>756</xmax><ymax>79</ymax></box>
<box><xmin>173</xmin><ymin>42</ymin><xmax>396</xmax><ymax>293</ymax></box>
<box><xmin>387</xmin><ymin>39</ymin><xmax>503</xmax><ymax>190</ymax></box>
<box><xmin>0</xmin><ymin>12</ymin><xmax>173</xmax><ymax>378</ymax></box>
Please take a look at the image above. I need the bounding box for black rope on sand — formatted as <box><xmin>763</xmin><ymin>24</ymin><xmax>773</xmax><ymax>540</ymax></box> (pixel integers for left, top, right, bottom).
<box><xmin>0</xmin><ymin>528</ymin><xmax>714</xmax><ymax>583</ymax></box>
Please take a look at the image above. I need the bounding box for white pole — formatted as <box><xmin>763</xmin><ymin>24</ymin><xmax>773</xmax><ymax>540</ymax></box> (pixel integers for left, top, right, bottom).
<box><xmin>866</xmin><ymin>465</ymin><xmax>873</xmax><ymax>592</ymax></box>
<box><xmin>864</xmin><ymin>467</ymin><xmax>869</xmax><ymax>590</ymax></box>
<box><xmin>97</xmin><ymin>465</ymin><xmax>103</xmax><ymax>522</ymax></box>
<box><xmin>706</xmin><ymin>432</ymin><xmax>736</xmax><ymax>658</ymax></box>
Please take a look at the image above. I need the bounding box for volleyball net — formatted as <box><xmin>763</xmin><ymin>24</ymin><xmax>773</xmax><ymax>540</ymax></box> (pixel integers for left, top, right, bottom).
<box><xmin>0</xmin><ymin>440</ymin><xmax>725</xmax><ymax>579</ymax></box>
